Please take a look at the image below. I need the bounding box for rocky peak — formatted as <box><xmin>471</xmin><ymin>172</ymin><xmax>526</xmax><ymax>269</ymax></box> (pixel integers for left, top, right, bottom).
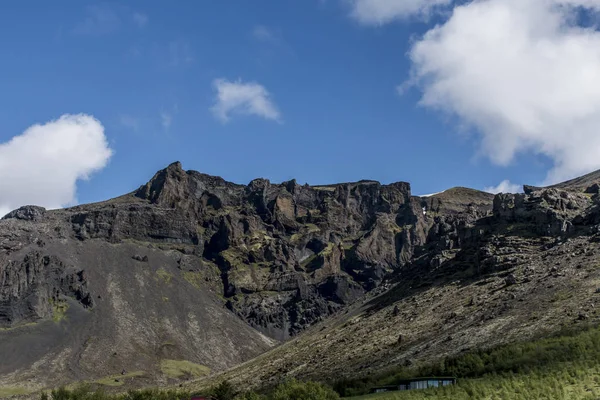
<box><xmin>2</xmin><ymin>205</ymin><xmax>46</xmax><ymax>221</ymax></box>
<box><xmin>134</xmin><ymin>161</ymin><xmax>188</xmax><ymax>207</ymax></box>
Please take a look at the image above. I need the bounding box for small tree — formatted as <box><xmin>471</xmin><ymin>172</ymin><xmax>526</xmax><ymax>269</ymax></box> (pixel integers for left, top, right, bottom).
<box><xmin>270</xmin><ymin>380</ymin><xmax>339</xmax><ymax>400</ymax></box>
<box><xmin>212</xmin><ymin>381</ymin><xmax>236</xmax><ymax>400</ymax></box>
<box><xmin>235</xmin><ymin>392</ymin><xmax>266</xmax><ymax>400</ymax></box>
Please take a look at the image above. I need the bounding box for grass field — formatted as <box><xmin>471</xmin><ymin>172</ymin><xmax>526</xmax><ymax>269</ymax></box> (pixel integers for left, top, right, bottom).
<box><xmin>342</xmin><ymin>325</ymin><xmax>600</xmax><ymax>400</ymax></box>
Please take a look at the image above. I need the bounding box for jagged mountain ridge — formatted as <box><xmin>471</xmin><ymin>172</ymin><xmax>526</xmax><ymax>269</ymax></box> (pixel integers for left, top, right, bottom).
<box><xmin>0</xmin><ymin>161</ymin><xmax>495</xmax><ymax>390</ymax></box>
<box><xmin>186</xmin><ymin>171</ymin><xmax>600</xmax><ymax>391</ymax></box>
<box><xmin>5</xmin><ymin>162</ymin><xmax>600</xmax><ymax>392</ymax></box>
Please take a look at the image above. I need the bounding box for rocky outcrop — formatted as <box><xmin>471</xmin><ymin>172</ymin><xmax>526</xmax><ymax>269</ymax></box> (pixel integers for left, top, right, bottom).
<box><xmin>0</xmin><ymin>251</ymin><xmax>91</xmax><ymax>328</ymax></box>
<box><xmin>3</xmin><ymin>205</ymin><xmax>46</xmax><ymax>221</ymax></box>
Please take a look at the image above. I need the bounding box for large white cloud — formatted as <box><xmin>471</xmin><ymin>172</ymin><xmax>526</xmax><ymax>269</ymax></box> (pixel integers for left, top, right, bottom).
<box><xmin>210</xmin><ymin>79</ymin><xmax>282</xmax><ymax>123</ymax></box>
<box><xmin>348</xmin><ymin>0</ymin><xmax>453</xmax><ymax>25</ymax></box>
<box><xmin>0</xmin><ymin>114</ymin><xmax>113</xmax><ymax>215</ymax></box>
<box><xmin>404</xmin><ymin>0</ymin><xmax>600</xmax><ymax>184</ymax></box>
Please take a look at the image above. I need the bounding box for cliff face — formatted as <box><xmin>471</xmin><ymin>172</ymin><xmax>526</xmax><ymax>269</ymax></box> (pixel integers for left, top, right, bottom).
<box><xmin>185</xmin><ymin>175</ymin><xmax>600</xmax><ymax>391</ymax></box>
<box><xmin>0</xmin><ymin>162</ymin><xmax>496</xmax><ymax>389</ymax></box>
<box><xmin>126</xmin><ymin>163</ymin><xmax>494</xmax><ymax>339</ymax></box>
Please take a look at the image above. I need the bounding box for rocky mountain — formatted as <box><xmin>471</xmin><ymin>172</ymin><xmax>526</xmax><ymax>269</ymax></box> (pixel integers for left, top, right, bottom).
<box><xmin>3</xmin><ymin>162</ymin><xmax>600</xmax><ymax>394</ymax></box>
<box><xmin>187</xmin><ymin>172</ymin><xmax>600</xmax><ymax>391</ymax></box>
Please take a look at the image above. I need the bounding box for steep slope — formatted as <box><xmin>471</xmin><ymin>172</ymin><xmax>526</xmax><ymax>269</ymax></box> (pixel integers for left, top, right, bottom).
<box><xmin>185</xmin><ymin>180</ymin><xmax>600</xmax><ymax>391</ymax></box>
<box><xmin>0</xmin><ymin>207</ymin><xmax>274</xmax><ymax>392</ymax></box>
<box><xmin>0</xmin><ymin>162</ymin><xmax>494</xmax><ymax>391</ymax></box>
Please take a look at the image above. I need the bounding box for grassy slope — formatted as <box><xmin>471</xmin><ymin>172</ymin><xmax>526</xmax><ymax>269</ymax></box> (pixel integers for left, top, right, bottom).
<box><xmin>350</xmin><ymin>369</ymin><xmax>600</xmax><ymax>400</ymax></box>
<box><xmin>346</xmin><ymin>325</ymin><xmax>600</xmax><ymax>400</ymax></box>
<box><xmin>186</xmin><ymin>232</ymin><xmax>600</xmax><ymax>392</ymax></box>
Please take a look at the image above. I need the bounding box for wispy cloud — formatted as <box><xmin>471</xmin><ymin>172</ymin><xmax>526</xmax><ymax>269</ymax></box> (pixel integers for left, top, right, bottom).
<box><xmin>160</xmin><ymin>111</ymin><xmax>173</xmax><ymax>131</ymax></box>
<box><xmin>74</xmin><ymin>5</ymin><xmax>121</xmax><ymax>35</ymax></box>
<box><xmin>250</xmin><ymin>25</ymin><xmax>295</xmax><ymax>58</ymax></box>
<box><xmin>133</xmin><ymin>12</ymin><xmax>149</xmax><ymax>28</ymax></box>
<box><xmin>347</xmin><ymin>0</ymin><xmax>453</xmax><ymax>25</ymax></box>
<box><xmin>484</xmin><ymin>180</ymin><xmax>522</xmax><ymax>194</ymax></box>
<box><xmin>159</xmin><ymin>104</ymin><xmax>178</xmax><ymax>132</ymax></box>
<box><xmin>252</xmin><ymin>25</ymin><xmax>279</xmax><ymax>44</ymax></box>
<box><xmin>119</xmin><ymin>115</ymin><xmax>140</xmax><ymax>132</ymax></box>
<box><xmin>211</xmin><ymin>79</ymin><xmax>282</xmax><ymax>123</ymax></box>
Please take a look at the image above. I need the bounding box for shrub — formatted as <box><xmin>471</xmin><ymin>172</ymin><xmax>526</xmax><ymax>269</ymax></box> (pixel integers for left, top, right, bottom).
<box><xmin>212</xmin><ymin>381</ymin><xmax>236</xmax><ymax>400</ymax></box>
<box><xmin>269</xmin><ymin>380</ymin><xmax>339</xmax><ymax>400</ymax></box>
<box><xmin>235</xmin><ymin>392</ymin><xmax>266</xmax><ymax>400</ymax></box>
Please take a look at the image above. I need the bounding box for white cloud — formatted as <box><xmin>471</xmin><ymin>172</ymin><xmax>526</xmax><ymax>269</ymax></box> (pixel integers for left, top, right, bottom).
<box><xmin>348</xmin><ymin>0</ymin><xmax>453</xmax><ymax>25</ymax></box>
<box><xmin>253</xmin><ymin>25</ymin><xmax>277</xmax><ymax>42</ymax></box>
<box><xmin>133</xmin><ymin>12</ymin><xmax>148</xmax><ymax>28</ymax></box>
<box><xmin>74</xmin><ymin>5</ymin><xmax>120</xmax><ymax>35</ymax></box>
<box><xmin>484</xmin><ymin>180</ymin><xmax>522</xmax><ymax>194</ymax></box>
<box><xmin>0</xmin><ymin>114</ymin><xmax>113</xmax><ymax>216</ymax></box>
<box><xmin>210</xmin><ymin>79</ymin><xmax>282</xmax><ymax>123</ymax></box>
<box><xmin>403</xmin><ymin>0</ymin><xmax>600</xmax><ymax>184</ymax></box>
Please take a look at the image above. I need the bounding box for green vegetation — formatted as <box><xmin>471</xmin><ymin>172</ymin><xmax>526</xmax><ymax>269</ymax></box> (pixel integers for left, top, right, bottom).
<box><xmin>93</xmin><ymin>371</ymin><xmax>145</xmax><ymax>387</ymax></box>
<box><xmin>0</xmin><ymin>386</ymin><xmax>32</xmax><ymax>398</ymax></box>
<box><xmin>270</xmin><ymin>380</ymin><xmax>339</xmax><ymax>400</ymax></box>
<box><xmin>43</xmin><ymin>387</ymin><xmax>190</xmax><ymax>400</ymax></box>
<box><xmin>335</xmin><ymin>325</ymin><xmax>600</xmax><ymax>399</ymax></box>
<box><xmin>183</xmin><ymin>271</ymin><xmax>204</xmax><ymax>289</ymax></box>
<box><xmin>212</xmin><ymin>381</ymin><xmax>237</xmax><ymax>400</ymax></box>
<box><xmin>49</xmin><ymin>298</ymin><xmax>69</xmax><ymax>322</ymax></box>
<box><xmin>155</xmin><ymin>268</ymin><xmax>173</xmax><ymax>284</ymax></box>
<box><xmin>0</xmin><ymin>321</ymin><xmax>38</xmax><ymax>331</ymax></box>
<box><xmin>41</xmin><ymin>380</ymin><xmax>339</xmax><ymax>400</ymax></box>
<box><xmin>348</xmin><ymin>368</ymin><xmax>600</xmax><ymax>399</ymax></box>
<box><xmin>160</xmin><ymin>359</ymin><xmax>211</xmax><ymax>378</ymax></box>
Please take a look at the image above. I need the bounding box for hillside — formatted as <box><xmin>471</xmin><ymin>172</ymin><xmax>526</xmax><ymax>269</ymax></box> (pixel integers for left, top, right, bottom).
<box><xmin>185</xmin><ymin>173</ymin><xmax>600</xmax><ymax>391</ymax></box>
<box><xmin>3</xmin><ymin>162</ymin><xmax>600</xmax><ymax>396</ymax></box>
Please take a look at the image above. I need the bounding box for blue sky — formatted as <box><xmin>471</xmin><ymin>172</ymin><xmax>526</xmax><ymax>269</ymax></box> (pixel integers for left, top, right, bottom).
<box><xmin>1</xmin><ymin>0</ymin><xmax>599</xmax><ymax>213</ymax></box>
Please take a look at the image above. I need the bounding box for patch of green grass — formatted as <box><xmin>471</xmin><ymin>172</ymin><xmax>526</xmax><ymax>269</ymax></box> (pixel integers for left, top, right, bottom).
<box><xmin>0</xmin><ymin>321</ymin><xmax>38</xmax><ymax>331</ymax></box>
<box><xmin>155</xmin><ymin>267</ymin><xmax>173</xmax><ymax>284</ymax></box>
<box><xmin>551</xmin><ymin>290</ymin><xmax>573</xmax><ymax>303</ymax></box>
<box><xmin>319</xmin><ymin>243</ymin><xmax>335</xmax><ymax>257</ymax></box>
<box><xmin>49</xmin><ymin>298</ymin><xmax>68</xmax><ymax>322</ymax></box>
<box><xmin>93</xmin><ymin>371</ymin><xmax>145</xmax><ymax>387</ymax></box>
<box><xmin>0</xmin><ymin>386</ymin><xmax>32</xmax><ymax>398</ymax></box>
<box><xmin>183</xmin><ymin>271</ymin><xmax>204</xmax><ymax>289</ymax></box>
<box><xmin>160</xmin><ymin>359</ymin><xmax>211</xmax><ymax>379</ymax></box>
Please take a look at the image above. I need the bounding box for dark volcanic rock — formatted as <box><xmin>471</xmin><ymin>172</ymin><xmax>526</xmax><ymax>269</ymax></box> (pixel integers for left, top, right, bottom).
<box><xmin>3</xmin><ymin>205</ymin><xmax>46</xmax><ymax>221</ymax></box>
<box><xmin>0</xmin><ymin>161</ymin><xmax>505</xmax><ymax>385</ymax></box>
<box><xmin>0</xmin><ymin>163</ymin><xmax>498</xmax><ymax>342</ymax></box>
